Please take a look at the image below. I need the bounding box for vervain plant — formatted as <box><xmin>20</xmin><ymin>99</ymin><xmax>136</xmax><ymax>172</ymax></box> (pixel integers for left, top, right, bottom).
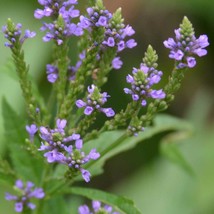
<box><xmin>1</xmin><ymin>0</ymin><xmax>209</xmax><ymax>213</ymax></box>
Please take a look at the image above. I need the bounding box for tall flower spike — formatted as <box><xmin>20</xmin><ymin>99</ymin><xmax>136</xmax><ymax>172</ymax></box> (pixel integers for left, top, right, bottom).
<box><xmin>2</xmin><ymin>18</ymin><xmax>36</xmax><ymax>48</ymax></box>
<box><xmin>102</xmin><ymin>8</ymin><xmax>137</xmax><ymax>52</ymax></box>
<box><xmin>76</xmin><ymin>85</ymin><xmax>115</xmax><ymax>117</ymax></box>
<box><xmin>78</xmin><ymin>200</ymin><xmax>120</xmax><ymax>214</ymax></box>
<box><xmin>164</xmin><ymin>16</ymin><xmax>209</xmax><ymax>68</ymax></box>
<box><xmin>5</xmin><ymin>180</ymin><xmax>45</xmax><ymax>213</ymax></box>
<box><xmin>124</xmin><ymin>46</ymin><xmax>165</xmax><ymax>106</ymax></box>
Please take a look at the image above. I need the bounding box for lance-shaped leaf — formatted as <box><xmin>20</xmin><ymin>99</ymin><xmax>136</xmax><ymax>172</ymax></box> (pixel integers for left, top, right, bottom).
<box><xmin>67</xmin><ymin>187</ymin><xmax>142</xmax><ymax>214</ymax></box>
<box><xmin>81</xmin><ymin>114</ymin><xmax>192</xmax><ymax>178</ymax></box>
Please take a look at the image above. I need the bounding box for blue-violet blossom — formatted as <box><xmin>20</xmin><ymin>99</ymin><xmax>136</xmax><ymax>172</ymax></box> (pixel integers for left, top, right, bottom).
<box><xmin>35</xmin><ymin>0</ymin><xmax>83</xmax><ymax>44</ymax></box>
<box><xmin>5</xmin><ymin>180</ymin><xmax>45</xmax><ymax>213</ymax></box>
<box><xmin>163</xmin><ymin>18</ymin><xmax>209</xmax><ymax>68</ymax></box>
<box><xmin>38</xmin><ymin>119</ymin><xmax>100</xmax><ymax>182</ymax></box>
<box><xmin>2</xmin><ymin>21</ymin><xmax>36</xmax><ymax>48</ymax></box>
<box><xmin>124</xmin><ymin>64</ymin><xmax>165</xmax><ymax>106</ymax></box>
<box><xmin>78</xmin><ymin>200</ymin><xmax>120</xmax><ymax>214</ymax></box>
<box><xmin>26</xmin><ymin>124</ymin><xmax>38</xmax><ymax>142</ymax></box>
<box><xmin>76</xmin><ymin>85</ymin><xmax>115</xmax><ymax>117</ymax></box>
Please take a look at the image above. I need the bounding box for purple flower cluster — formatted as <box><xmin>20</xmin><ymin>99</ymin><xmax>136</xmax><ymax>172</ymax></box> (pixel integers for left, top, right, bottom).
<box><xmin>79</xmin><ymin>7</ymin><xmax>112</xmax><ymax>29</ymax></box>
<box><xmin>38</xmin><ymin>119</ymin><xmax>100</xmax><ymax>182</ymax></box>
<box><xmin>34</xmin><ymin>0</ymin><xmax>83</xmax><ymax>44</ymax></box>
<box><xmin>78</xmin><ymin>201</ymin><xmax>120</xmax><ymax>214</ymax></box>
<box><xmin>124</xmin><ymin>64</ymin><xmax>165</xmax><ymax>106</ymax></box>
<box><xmin>2</xmin><ymin>21</ymin><xmax>36</xmax><ymax>48</ymax></box>
<box><xmin>102</xmin><ymin>24</ymin><xmax>137</xmax><ymax>52</ymax></box>
<box><xmin>76</xmin><ymin>84</ymin><xmax>115</xmax><ymax>117</ymax></box>
<box><xmin>80</xmin><ymin>7</ymin><xmax>136</xmax><ymax>52</ymax></box>
<box><xmin>5</xmin><ymin>180</ymin><xmax>45</xmax><ymax>213</ymax></box>
<box><xmin>164</xmin><ymin>28</ymin><xmax>209</xmax><ymax>68</ymax></box>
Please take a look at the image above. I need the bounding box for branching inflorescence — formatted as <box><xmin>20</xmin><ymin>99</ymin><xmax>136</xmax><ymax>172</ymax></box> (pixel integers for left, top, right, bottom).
<box><xmin>1</xmin><ymin>0</ymin><xmax>209</xmax><ymax>213</ymax></box>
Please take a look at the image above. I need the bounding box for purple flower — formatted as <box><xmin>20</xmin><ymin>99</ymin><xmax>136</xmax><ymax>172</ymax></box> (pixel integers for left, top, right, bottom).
<box><xmin>97</xmin><ymin>16</ymin><xmax>108</xmax><ymax>27</ymax></box>
<box><xmin>126</xmin><ymin>39</ymin><xmax>137</xmax><ymax>49</ymax></box>
<box><xmin>78</xmin><ymin>201</ymin><xmax>120</xmax><ymax>214</ymax></box>
<box><xmin>46</xmin><ymin>64</ymin><xmax>58</xmax><ymax>83</ymax></box>
<box><xmin>163</xmin><ymin>17</ymin><xmax>209</xmax><ymax>68</ymax></box>
<box><xmin>112</xmin><ymin>57</ymin><xmax>123</xmax><ymax>70</ymax></box>
<box><xmin>124</xmin><ymin>63</ymin><xmax>165</xmax><ymax>106</ymax></box>
<box><xmin>44</xmin><ymin>149</ymin><xmax>65</xmax><ymax>163</ymax></box>
<box><xmin>5</xmin><ymin>180</ymin><xmax>45</xmax><ymax>213</ymax></box>
<box><xmin>76</xmin><ymin>85</ymin><xmax>115</xmax><ymax>117</ymax></box>
<box><xmin>26</xmin><ymin>124</ymin><xmax>38</xmax><ymax>142</ymax></box>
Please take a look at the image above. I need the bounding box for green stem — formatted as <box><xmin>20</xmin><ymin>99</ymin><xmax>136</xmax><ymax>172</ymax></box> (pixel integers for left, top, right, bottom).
<box><xmin>11</xmin><ymin>42</ymin><xmax>41</xmax><ymax>124</ymax></box>
<box><xmin>141</xmin><ymin>67</ymin><xmax>187</xmax><ymax>127</ymax></box>
<box><xmin>54</xmin><ymin>40</ymin><xmax>69</xmax><ymax>116</ymax></box>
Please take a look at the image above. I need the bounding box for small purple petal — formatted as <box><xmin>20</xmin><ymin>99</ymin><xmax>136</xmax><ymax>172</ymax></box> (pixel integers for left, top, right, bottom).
<box><xmin>92</xmin><ymin>201</ymin><xmax>101</xmax><ymax>211</ymax></box>
<box><xmin>132</xmin><ymin>94</ymin><xmax>139</xmax><ymax>101</ymax></box>
<box><xmin>97</xmin><ymin>16</ymin><xmax>108</xmax><ymax>27</ymax></box>
<box><xmin>80</xmin><ymin>169</ymin><xmax>91</xmax><ymax>182</ymax></box>
<box><xmin>75</xmin><ymin>139</ymin><xmax>83</xmax><ymax>150</ymax></box>
<box><xmin>112</xmin><ymin>57</ymin><xmax>123</xmax><ymax>70</ymax></box>
<box><xmin>141</xmin><ymin>100</ymin><xmax>147</xmax><ymax>106</ymax></box>
<box><xmin>126</xmin><ymin>39</ymin><xmax>137</xmax><ymax>48</ymax></box>
<box><xmin>5</xmin><ymin>193</ymin><xmax>18</xmax><ymax>201</ymax></box>
<box><xmin>27</xmin><ymin>202</ymin><xmax>36</xmax><ymax>210</ymax></box>
<box><xmin>76</xmin><ymin>100</ymin><xmax>86</xmax><ymax>108</ymax></box>
<box><xmin>15</xmin><ymin>202</ymin><xmax>23</xmax><ymax>213</ymax></box>
<box><xmin>187</xmin><ymin>57</ymin><xmax>196</xmax><ymax>68</ymax></box>
<box><xmin>88</xmin><ymin>149</ymin><xmax>100</xmax><ymax>160</ymax></box>
<box><xmin>29</xmin><ymin>188</ymin><xmax>45</xmax><ymax>199</ymax></box>
<box><xmin>78</xmin><ymin>205</ymin><xmax>90</xmax><ymax>214</ymax></box>
<box><xmin>56</xmin><ymin>119</ymin><xmax>67</xmax><ymax>130</ymax></box>
<box><xmin>150</xmin><ymin>89</ymin><xmax>166</xmax><ymax>99</ymax></box>
<box><xmin>84</xmin><ymin>106</ymin><xmax>94</xmax><ymax>115</ymax></box>
<box><xmin>101</xmin><ymin>108</ymin><xmax>115</xmax><ymax>117</ymax></box>
<box><xmin>15</xmin><ymin>180</ymin><xmax>23</xmax><ymax>189</ymax></box>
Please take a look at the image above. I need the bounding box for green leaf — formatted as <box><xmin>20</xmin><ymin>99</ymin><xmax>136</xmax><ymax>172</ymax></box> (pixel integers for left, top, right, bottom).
<box><xmin>160</xmin><ymin>132</ymin><xmax>194</xmax><ymax>175</ymax></box>
<box><xmin>0</xmin><ymin>157</ymin><xmax>16</xmax><ymax>186</ymax></box>
<box><xmin>82</xmin><ymin>114</ymin><xmax>192</xmax><ymax>178</ymax></box>
<box><xmin>67</xmin><ymin>187</ymin><xmax>142</xmax><ymax>214</ymax></box>
<box><xmin>41</xmin><ymin>195</ymin><xmax>70</xmax><ymax>214</ymax></box>
<box><xmin>2</xmin><ymin>97</ymin><xmax>44</xmax><ymax>184</ymax></box>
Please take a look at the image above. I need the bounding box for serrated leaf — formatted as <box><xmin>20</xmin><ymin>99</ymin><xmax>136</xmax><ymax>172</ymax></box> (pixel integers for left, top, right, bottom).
<box><xmin>82</xmin><ymin>114</ymin><xmax>192</xmax><ymax>179</ymax></box>
<box><xmin>67</xmin><ymin>187</ymin><xmax>142</xmax><ymax>214</ymax></box>
<box><xmin>2</xmin><ymin>97</ymin><xmax>44</xmax><ymax>184</ymax></box>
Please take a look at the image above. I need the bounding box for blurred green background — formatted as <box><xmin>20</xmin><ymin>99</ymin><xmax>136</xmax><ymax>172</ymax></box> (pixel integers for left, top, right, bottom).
<box><xmin>0</xmin><ymin>0</ymin><xmax>214</xmax><ymax>213</ymax></box>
